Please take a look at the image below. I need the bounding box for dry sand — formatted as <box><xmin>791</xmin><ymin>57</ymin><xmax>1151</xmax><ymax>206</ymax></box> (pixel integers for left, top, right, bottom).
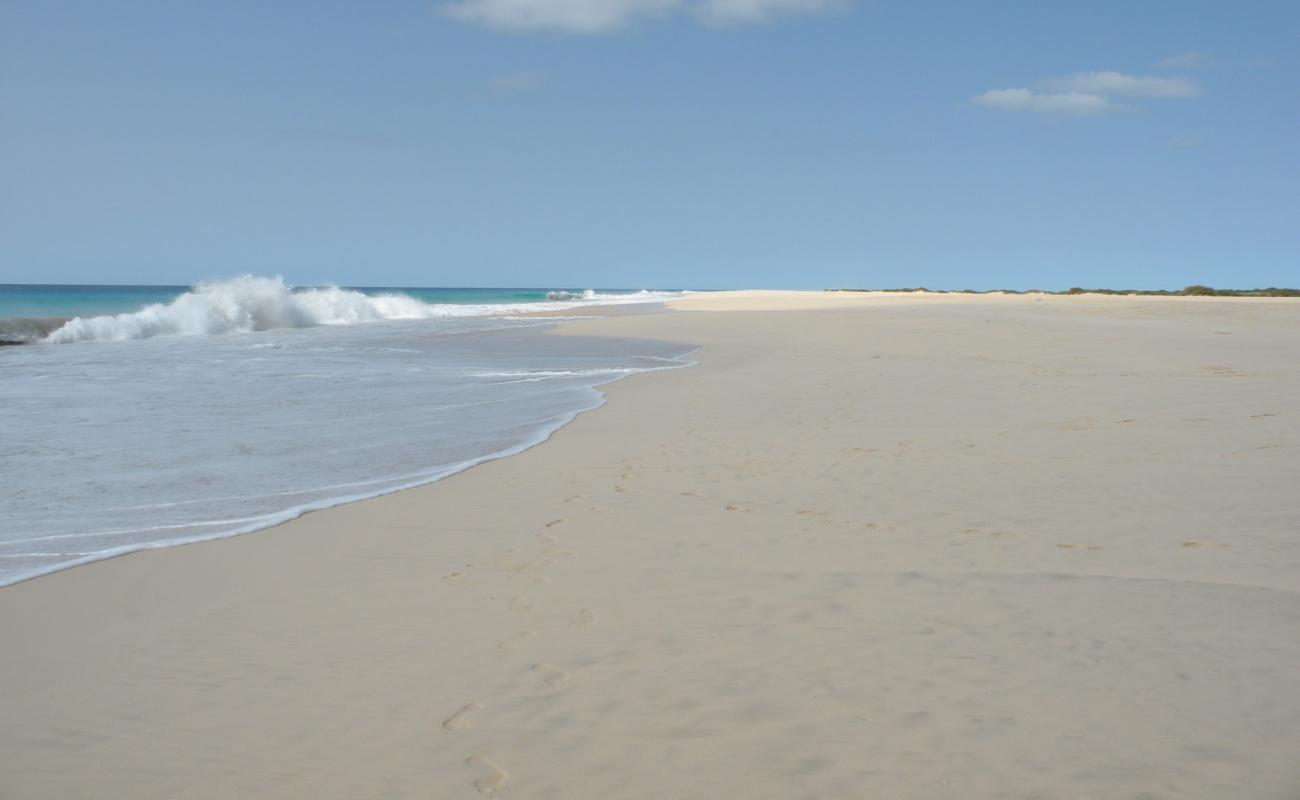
<box><xmin>2</xmin><ymin>291</ymin><xmax>1298</xmax><ymax>799</ymax></box>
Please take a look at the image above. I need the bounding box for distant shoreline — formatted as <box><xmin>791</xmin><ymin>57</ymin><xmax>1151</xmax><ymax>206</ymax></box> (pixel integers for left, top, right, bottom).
<box><xmin>829</xmin><ymin>284</ymin><xmax>1300</xmax><ymax>298</ymax></box>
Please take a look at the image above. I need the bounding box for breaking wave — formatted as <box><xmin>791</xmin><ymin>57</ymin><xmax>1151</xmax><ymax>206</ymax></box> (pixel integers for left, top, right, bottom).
<box><xmin>42</xmin><ymin>276</ymin><xmax>678</xmax><ymax>343</ymax></box>
<box><xmin>0</xmin><ymin>316</ymin><xmax>70</xmax><ymax>345</ymax></box>
<box><xmin>546</xmin><ymin>290</ymin><xmax>593</xmax><ymax>301</ymax></box>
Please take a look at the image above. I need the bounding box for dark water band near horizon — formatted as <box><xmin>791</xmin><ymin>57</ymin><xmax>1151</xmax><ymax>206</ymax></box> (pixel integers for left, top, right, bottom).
<box><xmin>0</xmin><ymin>276</ymin><xmax>694</xmax><ymax>586</ymax></box>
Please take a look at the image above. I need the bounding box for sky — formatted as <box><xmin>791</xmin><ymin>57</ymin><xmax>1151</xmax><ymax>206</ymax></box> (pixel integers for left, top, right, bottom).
<box><xmin>1</xmin><ymin>0</ymin><xmax>1297</xmax><ymax>290</ymax></box>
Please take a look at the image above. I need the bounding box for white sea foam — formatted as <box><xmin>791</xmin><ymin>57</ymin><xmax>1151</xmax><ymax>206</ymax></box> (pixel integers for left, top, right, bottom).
<box><xmin>475</xmin><ymin>367</ymin><xmax>637</xmax><ymax>378</ymax></box>
<box><xmin>43</xmin><ymin>276</ymin><xmax>679</xmax><ymax>343</ymax></box>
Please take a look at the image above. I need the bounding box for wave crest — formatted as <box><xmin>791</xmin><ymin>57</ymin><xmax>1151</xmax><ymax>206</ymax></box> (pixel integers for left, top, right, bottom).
<box><xmin>44</xmin><ymin>277</ymin><xmax>679</xmax><ymax>343</ymax></box>
<box><xmin>44</xmin><ymin>276</ymin><xmax>430</xmax><ymax>343</ymax></box>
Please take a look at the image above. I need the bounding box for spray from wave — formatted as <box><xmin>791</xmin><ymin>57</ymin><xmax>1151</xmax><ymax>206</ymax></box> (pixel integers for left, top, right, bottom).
<box><xmin>546</xmin><ymin>290</ymin><xmax>599</xmax><ymax>301</ymax></box>
<box><xmin>43</xmin><ymin>276</ymin><xmax>678</xmax><ymax>344</ymax></box>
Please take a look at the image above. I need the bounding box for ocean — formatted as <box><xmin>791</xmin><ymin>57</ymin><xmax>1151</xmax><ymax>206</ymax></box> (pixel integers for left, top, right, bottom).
<box><xmin>0</xmin><ymin>276</ymin><xmax>693</xmax><ymax>586</ymax></box>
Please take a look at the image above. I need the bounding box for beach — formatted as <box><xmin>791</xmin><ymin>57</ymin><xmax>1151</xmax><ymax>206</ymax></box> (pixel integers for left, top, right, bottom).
<box><xmin>2</xmin><ymin>291</ymin><xmax>1298</xmax><ymax>798</ymax></box>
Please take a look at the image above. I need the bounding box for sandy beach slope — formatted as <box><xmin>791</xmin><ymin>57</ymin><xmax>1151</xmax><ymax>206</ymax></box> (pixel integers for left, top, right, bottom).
<box><xmin>2</xmin><ymin>291</ymin><xmax>1298</xmax><ymax>799</ymax></box>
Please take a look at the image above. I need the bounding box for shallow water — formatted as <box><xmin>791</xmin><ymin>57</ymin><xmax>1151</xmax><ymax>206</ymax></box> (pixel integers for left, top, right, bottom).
<box><xmin>0</xmin><ymin>280</ymin><xmax>692</xmax><ymax>585</ymax></box>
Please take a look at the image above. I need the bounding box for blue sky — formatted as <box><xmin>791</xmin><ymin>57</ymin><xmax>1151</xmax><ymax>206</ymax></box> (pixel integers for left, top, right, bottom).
<box><xmin>1</xmin><ymin>0</ymin><xmax>1297</xmax><ymax>289</ymax></box>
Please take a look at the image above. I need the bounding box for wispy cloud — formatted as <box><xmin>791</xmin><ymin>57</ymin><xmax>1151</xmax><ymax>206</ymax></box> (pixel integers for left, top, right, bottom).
<box><xmin>439</xmin><ymin>0</ymin><xmax>674</xmax><ymax>34</ymax></box>
<box><xmin>1166</xmin><ymin>135</ymin><xmax>1206</xmax><ymax>148</ymax></box>
<box><xmin>1041</xmin><ymin>71</ymin><xmax>1199</xmax><ymax>98</ymax></box>
<box><xmin>436</xmin><ymin>0</ymin><xmax>841</xmax><ymax>34</ymax></box>
<box><xmin>695</xmin><ymin>0</ymin><xmax>843</xmax><ymax>25</ymax></box>
<box><xmin>1156</xmin><ymin>52</ymin><xmax>1206</xmax><ymax>70</ymax></box>
<box><xmin>972</xmin><ymin>88</ymin><xmax>1119</xmax><ymax>117</ymax></box>
<box><xmin>973</xmin><ymin>69</ymin><xmax>1200</xmax><ymax>118</ymax></box>
<box><xmin>491</xmin><ymin>72</ymin><xmax>545</xmax><ymax>93</ymax></box>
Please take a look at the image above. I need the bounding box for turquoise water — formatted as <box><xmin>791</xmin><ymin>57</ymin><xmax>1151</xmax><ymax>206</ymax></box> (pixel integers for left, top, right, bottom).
<box><xmin>0</xmin><ymin>276</ymin><xmax>690</xmax><ymax>585</ymax></box>
<box><xmin>0</xmin><ymin>284</ymin><xmax>613</xmax><ymax>318</ymax></box>
<box><xmin>0</xmin><ymin>284</ymin><xmax>191</xmax><ymax>319</ymax></box>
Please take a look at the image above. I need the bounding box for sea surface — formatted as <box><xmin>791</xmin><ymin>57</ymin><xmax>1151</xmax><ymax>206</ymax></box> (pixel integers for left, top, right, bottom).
<box><xmin>0</xmin><ymin>277</ymin><xmax>692</xmax><ymax>586</ymax></box>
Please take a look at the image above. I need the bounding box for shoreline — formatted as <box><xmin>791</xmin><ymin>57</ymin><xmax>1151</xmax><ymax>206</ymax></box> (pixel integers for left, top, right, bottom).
<box><xmin>0</xmin><ymin>301</ymin><xmax>690</xmax><ymax>589</ymax></box>
<box><xmin>0</xmin><ymin>381</ymin><xmax>637</xmax><ymax>589</ymax></box>
<box><xmin>3</xmin><ymin>291</ymin><xmax>1298</xmax><ymax>798</ymax></box>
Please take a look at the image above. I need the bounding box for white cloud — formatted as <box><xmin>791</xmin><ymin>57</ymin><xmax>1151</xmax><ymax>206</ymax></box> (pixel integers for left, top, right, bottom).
<box><xmin>1156</xmin><ymin>53</ymin><xmax>1206</xmax><ymax>70</ymax></box>
<box><xmin>1042</xmin><ymin>71</ymin><xmax>1199</xmax><ymax>98</ymax></box>
<box><xmin>436</xmin><ymin>0</ymin><xmax>839</xmax><ymax>33</ymax></box>
<box><xmin>695</xmin><ymin>0</ymin><xmax>842</xmax><ymax>25</ymax></box>
<box><xmin>491</xmin><ymin>72</ymin><xmax>544</xmax><ymax>93</ymax></box>
<box><xmin>972</xmin><ymin>88</ymin><xmax>1119</xmax><ymax>117</ymax></box>
<box><xmin>974</xmin><ymin>69</ymin><xmax>1200</xmax><ymax>118</ymax></box>
<box><xmin>439</xmin><ymin>0</ymin><xmax>675</xmax><ymax>33</ymax></box>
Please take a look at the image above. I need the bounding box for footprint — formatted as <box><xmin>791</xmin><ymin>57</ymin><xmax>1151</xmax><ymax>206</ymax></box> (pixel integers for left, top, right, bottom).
<box><xmin>497</xmin><ymin>631</ymin><xmax>536</xmax><ymax>656</ymax></box>
<box><xmin>900</xmin><ymin>710</ymin><xmax>932</xmax><ymax>729</ymax></box>
<box><xmin>466</xmin><ymin>754</ymin><xmax>509</xmax><ymax>797</ymax></box>
<box><xmin>1115</xmin><ymin>419</ymin><xmax>1136</xmax><ymax>424</ymax></box>
<box><xmin>539</xmin><ymin>534</ymin><xmax>574</xmax><ymax>556</ymax></box>
<box><xmin>497</xmin><ymin>553</ymin><xmax>540</xmax><ymax>574</ymax></box>
<box><xmin>442</xmin><ymin>571</ymin><xmax>467</xmax><ymax>584</ymax></box>
<box><xmin>442</xmin><ymin>702</ymin><xmax>480</xmax><ymax>732</ymax></box>
<box><xmin>1251</xmin><ymin>412</ymin><xmax>1277</xmax><ymax>419</ymax></box>
<box><xmin>1203</xmin><ymin>365</ymin><xmax>1242</xmax><ymax>378</ymax></box>
<box><xmin>571</xmin><ymin>608</ymin><xmax>597</xmax><ymax>628</ymax></box>
<box><xmin>725</xmin><ymin>504</ymin><xmax>751</xmax><ymax>513</ymax></box>
<box><xmin>545</xmin><ymin>518</ymin><xmax>565</xmax><ymax>528</ymax></box>
<box><xmin>681</xmin><ymin>491</ymin><xmax>708</xmax><ymax>497</ymax></box>
<box><xmin>534</xmin><ymin>663</ymin><xmax>573</xmax><ymax>688</ymax></box>
<box><xmin>1057</xmin><ymin>420</ymin><xmax>1094</xmax><ymax>431</ymax></box>
<box><xmin>509</xmin><ymin>597</ymin><xmax>533</xmax><ymax>615</ymax></box>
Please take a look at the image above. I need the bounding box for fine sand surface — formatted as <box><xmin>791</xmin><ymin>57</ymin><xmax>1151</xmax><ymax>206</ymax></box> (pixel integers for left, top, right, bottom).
<box><xmin>3</xmin><ymin>291</ymin><xmax>1299</xmax><ymax>799</ymax></box>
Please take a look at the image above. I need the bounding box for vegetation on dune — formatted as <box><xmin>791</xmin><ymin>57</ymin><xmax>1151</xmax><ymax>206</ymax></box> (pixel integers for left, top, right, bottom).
<box><xmin>829</xmin><ymin>285</ymin><xmax>1300</xmax><ymax>297</ymax></box>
